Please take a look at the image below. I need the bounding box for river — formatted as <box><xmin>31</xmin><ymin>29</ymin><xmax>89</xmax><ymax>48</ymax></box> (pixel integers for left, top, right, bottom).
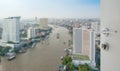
<box><xmin>1</xmin><ymin>25</ymin><xmax>72</xmax><ymax>71</ymax></box>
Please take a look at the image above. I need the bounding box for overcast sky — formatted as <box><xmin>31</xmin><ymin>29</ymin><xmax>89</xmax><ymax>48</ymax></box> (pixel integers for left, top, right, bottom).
<box><xmin>0</xmin><ymin>0</ymin><xmax>100</xmax><ymax>19</ymax></box>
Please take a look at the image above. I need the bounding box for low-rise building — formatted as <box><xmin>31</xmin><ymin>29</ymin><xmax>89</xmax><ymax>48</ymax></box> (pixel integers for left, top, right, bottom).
<box><xmin>27</xmin><ymin>27</ymin><xmax>38</xmax><ymax>39</ymax></box>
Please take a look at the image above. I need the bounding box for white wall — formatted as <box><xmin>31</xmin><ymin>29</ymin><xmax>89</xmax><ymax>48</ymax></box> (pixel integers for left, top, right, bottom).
<box><xmin>101</xmin><ymin>0</ymin><xmax>120</xmax><ymax>71</ymax></box>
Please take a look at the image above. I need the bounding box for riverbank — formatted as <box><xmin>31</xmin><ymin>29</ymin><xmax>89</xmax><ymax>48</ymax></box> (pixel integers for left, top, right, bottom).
<box><xmin>1</xmin><ymin>24</ymin><xmax>72</xmax><ymax>71</ymax></box>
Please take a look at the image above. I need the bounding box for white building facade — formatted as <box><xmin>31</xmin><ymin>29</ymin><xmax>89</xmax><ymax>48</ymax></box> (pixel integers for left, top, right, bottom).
<box><xmin>27</xmin><ymin>27</ymin><xmax>37</xmax><ymax>39</ymax></box>
<box><xmin>2</xmin><ymin>16</ymin><xmax>20</xmax><ymax>43</ymax></box>
<box><xmin>73</xmin><ymin>28</ymin><xmax>96</xmax><ymax>66</ymax></box>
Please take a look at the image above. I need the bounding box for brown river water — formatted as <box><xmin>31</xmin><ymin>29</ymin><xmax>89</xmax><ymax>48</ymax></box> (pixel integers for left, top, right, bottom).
<box><xmin>1</xmin><ymin>25</ymin><xmax>71</xmax><ymax>71</ymax></box>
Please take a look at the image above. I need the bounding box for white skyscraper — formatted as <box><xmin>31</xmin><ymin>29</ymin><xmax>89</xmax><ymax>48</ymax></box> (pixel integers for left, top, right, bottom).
<box><xmin>2</xmin><ymin>16</ymin><xmax>20</xmax><ymax>43</ymax></box>
<box><xmin>101</xmin><ymin>0</ymin><xmax>120</xmax><ymax>71</ymax></box>
<box><xmin>73</xmin><ymin>28</ymin><xmax>96</xmax><ymax>66</ymax></box>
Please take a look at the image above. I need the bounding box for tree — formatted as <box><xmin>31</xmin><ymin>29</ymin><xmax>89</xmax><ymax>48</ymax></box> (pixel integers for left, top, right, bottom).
<box><xmin>0</xmin><ymin>46</ymin><xmax>11</xmax><ymax>56</ymax></box>
<box><xmin>29</xmin><ymin>41</ymin><xmax>34</xmax><ymax>45</ymax></box>
<box><xmin>62</xmin><ymin>56</ymin><xmax>72</xmax><ymax>65</ymax></box>
<box><xmin>7</xmin><ymin>41</ymin><xmax>15</xmax><ymax>44</ymax></box>
<box><xmin>67</xmin><ymin>62</ymin><xmax>75</xmax><ymax>71</ymax></box>
<box><xmin>78</xmin><ymin>64</ymin><xmax>92</xmax><ymax>71</ymax></box>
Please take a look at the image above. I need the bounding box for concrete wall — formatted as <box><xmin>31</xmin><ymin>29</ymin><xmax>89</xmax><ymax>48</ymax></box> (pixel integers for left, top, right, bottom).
<box><xmin>101</xmin><ymin>0</ymin><xmax>120</xmax><ymax>71</ymax></box>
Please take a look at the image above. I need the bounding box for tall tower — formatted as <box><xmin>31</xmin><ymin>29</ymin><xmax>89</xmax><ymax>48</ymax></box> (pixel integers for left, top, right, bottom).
<box><xmin>73</xmin><ymin>28</ymin><xmax>96</xmax><ymax>66</ymax></box>
<box><xmin>39</xmin><ymin>18</ymin><xmax>48</xmax><ymax>29</ymax></box>
<box><xmin>101</xmin><ymin>0</ymin><xmax>120</xmax><ymax>71</ymax></box>
<box><xmin>2</xmin><ymin>16</ymin><xmax>20</xmax><ymax>43</ymax></box>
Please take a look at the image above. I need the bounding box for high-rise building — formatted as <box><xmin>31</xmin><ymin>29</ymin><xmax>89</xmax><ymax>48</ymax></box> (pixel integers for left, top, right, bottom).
<box><xmin>73</xmin><ymin>28</ymin><xmax>82</xmax><ymax>54</ymax></box>
<box><xmin>39</xmin><ymin>18</ymin><xmax>48</xmax><ymax>29</ymax></box>
<box><xmin>101</xmin><ymin>0</ymin><xmax>120</xmax><ymax>71</ymax></box>
<box><xmin>73</xmin><ymin>28</ymin><xmax>96</xmax><ymax>66</ymax></box>
<box><xmin>27</xmin><ymin>27</ymin><xmax>37</xmax><ymax>39</ymax></box>
<box><xmin>2</xmin><ymin>16</ymin><xmax>20</xmax><ymax>43</ymax></box>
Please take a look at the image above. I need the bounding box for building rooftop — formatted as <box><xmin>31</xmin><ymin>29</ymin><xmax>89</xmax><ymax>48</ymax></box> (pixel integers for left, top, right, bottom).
<box><xmin>72</xmin><ymin>54</ymin><xmax>89</xmax><ymax>60</ymax></box>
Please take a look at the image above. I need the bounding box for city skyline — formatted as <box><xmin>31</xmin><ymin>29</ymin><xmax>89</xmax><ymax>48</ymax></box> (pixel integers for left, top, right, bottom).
<box><xmin>0</xmin><ymin>0</ymin><xmax>100</xmax><ymax>19</ymax></box>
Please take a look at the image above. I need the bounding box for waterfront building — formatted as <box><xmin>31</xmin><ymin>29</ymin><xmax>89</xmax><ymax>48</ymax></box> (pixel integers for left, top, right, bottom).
<box><xmin>73</xmin><ymin>27</ymin><xmax>96</xmax><ymax>67</ymax></box>
<box><xmin>27</xmin><ymin>27</ymin><xmax>37</xmax><ymax>39</ymax></box>
<box><xmin>2</xmin><ymin>16</ymin><xmax>20</xmax><ymax>43</ymax></box>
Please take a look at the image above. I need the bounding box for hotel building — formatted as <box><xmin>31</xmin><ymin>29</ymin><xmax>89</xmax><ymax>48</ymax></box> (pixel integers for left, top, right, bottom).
<box><xmin>73</xmin><ymin>28</ymin><xmax>96</xmax><ymax>66</ymax></box>
<box><xmin>2</xmin><ymin>16</ymin><xmax>20</xmax><ymax>43</ymax></box>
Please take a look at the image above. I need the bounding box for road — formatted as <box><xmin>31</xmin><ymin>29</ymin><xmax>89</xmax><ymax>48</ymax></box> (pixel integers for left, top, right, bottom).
<box><xmin>1</xmin><ymin>25</ymin><xmax>72</xmax><ymax>71</ymax></box>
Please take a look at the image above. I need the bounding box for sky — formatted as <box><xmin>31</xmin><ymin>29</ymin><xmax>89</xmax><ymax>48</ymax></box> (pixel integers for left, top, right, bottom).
<box><xmin>0</xmin><ymin>0</ymin><xmax>100</xmax><ymax>19</ymax></box>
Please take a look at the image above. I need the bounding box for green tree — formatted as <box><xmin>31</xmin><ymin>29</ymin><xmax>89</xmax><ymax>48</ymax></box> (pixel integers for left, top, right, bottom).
<box><xmin>78</xmin><ymin>64</ymin><xmax>92</xmax><ymax>71</ymax></box>
<box><xmin>7</xmin><ymin>41</ymin><xmax>15</xmax><ymax>44</ymax></box>
<box><xmin>62</xmin><ymin>56</ymin><xmax>72</xmax><ymax>65</ymax></box>
<box><xmin>67</xmin><ymin>62</ymin><xmax>75</xmax><ymax>71</ymax></box>
<box><xmin>0</xmin><ymin>46</ymin><xmax>11</xmax><ymax>56</ymax></box>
